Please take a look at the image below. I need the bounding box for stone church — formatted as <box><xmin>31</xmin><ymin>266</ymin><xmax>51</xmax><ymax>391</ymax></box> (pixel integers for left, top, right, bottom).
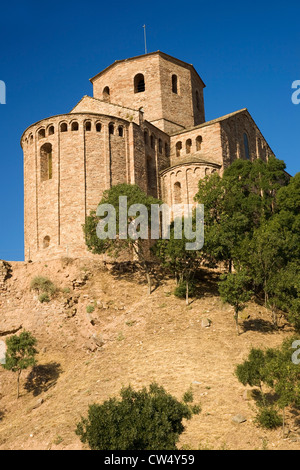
<box><xmin>21</xmin><ymin>51</ymin><xmax>274</xmax><ymax>261</ymax></box>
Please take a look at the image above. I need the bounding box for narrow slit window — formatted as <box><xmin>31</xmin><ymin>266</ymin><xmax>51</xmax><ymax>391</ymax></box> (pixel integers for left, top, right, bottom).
<box><xmin>176</xmin><ymin>141</ymin><xmax>182</xmax><ymax>157</ymax></box>
<box><xmin>40</xmin><ymin>143</ymin><xmax>53</xmax><ymax>182</ymax></box>
<box><xmin>48</xmin><ymin>126</ymin><xmax>54</xmax><ymax>136</ymax></box>
<box><xmin>150</xmin><ymin>135</ymin><xmax>155</xmax><ymax>149</ymax></box>
<box><xmin>43</xmin><ymin>236</ymin><xmax>50</xmax><ymax>249</ymax></box>
<box><xmin>165</xmin><ymin>143</ymin><xmax>169</xmax><ymax>157</ymax></box>
<box><xmin>174</xmin><ymin>182</ymin><xmax>181</xmax><ymax>204</ymax></box>
<box><xmin>144</xmin><ymin>130</ymin><xmax>149</xmax><ymax>145</ymax></box>
<box><xmin>244</xmin><ymin>133</ymin><xmax>250</xmax><ymax>160</ymax></box>
<box><xmin>196</xmin><ymin>136</ymin><xmax>202</xmax><ymax>151</ymax></box>
<box><xmin>172</xmin><ymin>75</ymin><xmax>178</xmax><ymax>94</ymax></box>
<box><xmin>103</xmin><ymin>86</ymin><xmax>110</xmax><ymax>101</ymax></box>
<box><xmin>196</xmin><ymin>91</ymin><xmax>201</xmax><ymax>111</ymax></box>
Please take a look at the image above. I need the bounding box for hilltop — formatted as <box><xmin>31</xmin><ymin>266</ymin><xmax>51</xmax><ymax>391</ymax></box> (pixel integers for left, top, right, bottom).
<box><xmin>0</xmin><ymin>257</ymin><xmax>298</xmax><ymax>450</ymax></box>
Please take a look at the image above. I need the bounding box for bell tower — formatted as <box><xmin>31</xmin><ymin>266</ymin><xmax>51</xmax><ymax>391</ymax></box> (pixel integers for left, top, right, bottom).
<box><xmin>90</xmin><ymin>51</ymin><xmax>206</xmax><ymax>134</ymax></box>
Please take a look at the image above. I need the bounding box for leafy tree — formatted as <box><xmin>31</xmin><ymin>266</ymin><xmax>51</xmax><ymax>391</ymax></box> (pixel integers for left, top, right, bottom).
<box><xmin>235</xmin><ymin>348</ymin><xmax>276</xmax><ymax>405</ymax></box>
<box><xmin>152</xmin><ymin>221</ymin><xmax>200</xmax><ymax>305</ymax></box>
<box><xmin>236</xmin><ymin>337</ymin><xmax>300</xmax><ymax>433</ymax></box>
<box><xmin>194</xmin><ymin>157</ymin><xmax>289</xmax><ymax>271</ymax></box>
<box><xmin>255</xmin><ymin>407</ymin><xmax>283</xmax><ymax>429</ymax></box>
<box><xmin>218</xmin><ymin>271</ymin><xmax>252</xmax><ymax>335</ymax></box>
<box><xmin>174</xmin><ymin>280</ymin><xmax>196</xmax><ymax>301</ymax></box>
<box><xmin>266</xmin><ymin>262</ymin><xmax>300</xmax><ymax>329</ymax></box>
<box><xmin>2</xmin><ymin>331</ymin><xmax>38</xmax><ymax>399</ymax></box>
<box><xmin>76</xmin><ymin>383</ymin><xmax>200</xmax><ymax>450</ymax></box>
<box><xmin>276</xmin><ymin>172</ymin><xmax>300</xmax><ymax>216</ymax></box>
<box><xmin>238</xmin><ymin>216</ymin><xmax>295</xmax><ymax>308</ymax></box>
<box><xmin>83</xmin><ymin>184</ymin><xmax>162</xmax><ymax>294</ymax></box>
<box><xmin>237</xmin><ymin>174</ymin><xmax>300</xmax><ymax>325</ymax></box>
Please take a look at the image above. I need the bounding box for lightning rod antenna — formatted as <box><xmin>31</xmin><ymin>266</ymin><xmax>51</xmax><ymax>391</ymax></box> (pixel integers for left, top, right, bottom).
<box><xmin>143</xmin><ymin>25</ymin><xmax>147</xmax><ymax>54</ymax></box>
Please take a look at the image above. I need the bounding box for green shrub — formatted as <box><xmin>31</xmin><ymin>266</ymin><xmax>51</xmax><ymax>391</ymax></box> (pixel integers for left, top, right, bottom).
<box><xmin>75</xmin><ymin>383</ymin><xmax>200</xmax><ymax>450</ymax></box>
<box><xmin>86</xmin><ymin>305</ymin><xmax>95</xmax><ymax>314</ymax></box>
<box><xmin>30</xmin><ymin>276</ymin><xmax>57</xmax><ymax>296</ymax></box>
<box><xmin>62</xmin><ymin>287</ymin><xmax>71</xmax><ymax>294</ymax></box>
<box><xmin>174</xmin><ymin>281</ymin><xmax>196</xmax><ymax>299</ymax></box>
<box><xmin>255</xmin><ymin>407</ymin><xmax>282</xmax><ymax>429</ymax></box>
<box><xmin>38</xmin><ymin>293</ymin><xmax>50</xmax><ymax>303</ymax></box>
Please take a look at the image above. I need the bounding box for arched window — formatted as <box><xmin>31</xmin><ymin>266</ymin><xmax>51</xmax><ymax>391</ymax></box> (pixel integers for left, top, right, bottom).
<box><xmin>186</xmin><ymin>139</ymin><xmax>192</xmax><ymax>154</ymax></box>
<box><xmin>172</xmin><ymin>75</ymin><xmax>178</xmax><ymax>94</ymax></box>
<box><xmin>243</xmin><ymin>133</ymin><xmax>250</xmax><ymax>160</ymax></box>
<box><xmin>176</xmin><ymin>141</ymin><xmax>182</xmax><ymax>157</ymax></box>
<box><xmin>134</xmin><ymin>74</ymin><xmax>145</xmax><ymax>93</ymax></box>
<box><xmin>196</xmin><ymin>91</ymin><xmax>201</xmax><ymax>111</ymax></box>
<box><xmin>71</xmin><ymin>121</ymin><xmax>79</xmax><ymax>131</ymax></box>
<box><xmin>48</xmin><ymin>126</ymin><xmax>54</xmax><ymax>136</ymax></box>
<box><xmin>40</xmin><ymin>143</ymin><xmax>53</xmax><ymax>182</ymax></box>
<box><xmin>158</xmin><ymin>139</ymin><xmax>163</xmax><ymax>154</ymax></box>
<box><xmin>85</xmin><ymin>121</ymin><xmax>92</xmax><ymax>132</ymax></box>
<box><xmin>96</xmin><ymin>123</ymin><xmax>101</xmax><ymax>132</ymax></box>
<box><xmin>118</xmin><ymin>126</ymin><xmax>124</xmax><ymax>137</ymax></box>
<box><xmin>29</xmin><ymin>134</ymin><xmax>33</xmax><ymax>145</ymax></box>
<box><xmin>174</xmin><ymin>182</ymin><xmax>181</xmax><ymax>204</ymax></box>
<box><xmin>103</xmin><ymin>86</ymin><xmax>110</xmax><ymax>101</ymax></box>
<box><xmin>43</xmin><ymin>236</ymin><xmax>50</xmax><ymax>249</ymax></box>
<box><xmin>196</xmin><ymin>136</ymin><xmax>202</xmax><ymax>151</ymax></box>
<box><xmin>60</xmin><ymin>123</ymin><xmax>68</xmax><ymax>132</ymax></box>
<box><xmin>109</xmin><ymin>123</ymin><xmax>114</xmax><ymax>135</ymax></box>
<box><xmin>38</xmin><ymin>128</ymin><xmax>46</xmax><ymax>140</ymax></box>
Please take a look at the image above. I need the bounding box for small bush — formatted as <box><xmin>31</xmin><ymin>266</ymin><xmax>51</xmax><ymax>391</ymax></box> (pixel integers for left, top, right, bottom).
<box><xmin>61</xmin><ymin>257</ymin><xmax>74</xmax><ymax>267</ymax></box>
<box><xmin>86</xmin><ymin>305</ymin><xmax>95</xmax><ymax>314</ymax></box>
<box><xmin>255</xmin><ymin>407</ymin><xmax>282</xmax><ymax>429</ymax></box>
<box><xmin>62</xmin><ymin>287</ymin><xmax>71</xmax><ymax>294</ymax></box>
<box><xmin>38</xmin><ymin>293</ymin><xmax>50</xmax><ymax>303</ymax></box>
<box><xmin>75</xmin><ymin>383</ymin><xmax>200</xmax><ymax>450</ymax></box>
<box><xmin>174</xmin><ymin>281</ymin><xmax>196</xmax><ymax>299</ymax></box>
<box><xmin>30</xmin><ymin>276</ymin><xmax>57</xmax><ymax>296</ymax></box>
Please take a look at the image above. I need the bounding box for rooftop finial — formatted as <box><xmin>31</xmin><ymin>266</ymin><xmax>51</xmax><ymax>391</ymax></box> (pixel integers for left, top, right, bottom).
<box><xmin>143</xmin><ymin>25</ymin><xmax>147</xmax><ymax>55</ymax></box>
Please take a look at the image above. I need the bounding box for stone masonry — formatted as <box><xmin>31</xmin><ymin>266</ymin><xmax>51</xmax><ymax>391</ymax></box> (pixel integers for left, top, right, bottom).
<box><xmin>21</xmin><ymin>51</ymin><xmax>274</xmax><ymax>262</ymax></box>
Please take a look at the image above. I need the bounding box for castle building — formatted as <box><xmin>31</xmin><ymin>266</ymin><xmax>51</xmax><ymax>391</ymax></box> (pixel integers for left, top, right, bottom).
<box><xmin>21</xmin><ymin>51</ymin><xmax>274</xmax><ymax>261</ymax></box>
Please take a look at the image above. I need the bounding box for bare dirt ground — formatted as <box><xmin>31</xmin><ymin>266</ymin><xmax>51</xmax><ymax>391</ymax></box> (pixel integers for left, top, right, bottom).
<box><xmin>0</xmin><ymin>257</ymin><xmax>299</xmax><ymax>450</ymax></box>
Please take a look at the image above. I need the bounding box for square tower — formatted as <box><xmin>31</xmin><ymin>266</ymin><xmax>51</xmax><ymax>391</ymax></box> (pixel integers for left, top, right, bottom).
<box><xmin>90</xmin><ymin>51</ymin><xmax>206</xmax><ymax>134</ymax></box>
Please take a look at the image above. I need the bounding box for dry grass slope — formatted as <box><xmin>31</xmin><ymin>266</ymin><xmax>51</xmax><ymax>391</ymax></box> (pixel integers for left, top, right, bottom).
<box><xmin>0</xmin><ymin>258</ymin><xmax>299</xmax><ymax>450</ymax></box>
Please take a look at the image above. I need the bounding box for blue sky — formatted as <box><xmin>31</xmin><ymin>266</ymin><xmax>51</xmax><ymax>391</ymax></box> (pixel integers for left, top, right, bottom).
<box><xmin>0</xmin><ymin>0</ymin><xmax>299</xmax><ymax>261</ymax></box>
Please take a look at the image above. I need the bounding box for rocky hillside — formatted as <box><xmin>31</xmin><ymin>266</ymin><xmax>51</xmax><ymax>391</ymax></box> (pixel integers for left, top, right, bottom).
<box><xmin>0</xmin><ymin>257</ymin><xmax>298</xmax><ymax>450</ymax></box>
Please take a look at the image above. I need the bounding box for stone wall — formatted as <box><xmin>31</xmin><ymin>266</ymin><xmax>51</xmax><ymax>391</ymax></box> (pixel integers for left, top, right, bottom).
<box><xmin>91</xmin><ymin>52</ymin><xmax>205</xmax><ymax>133</ymax></box>
<box><xmin>170</xmin><ymin>122</ymin><xmax>223</xmax><ymax>168</ymax></box>
<box><xmin>219</xmin><ymin>110</ymin><xmax>274</xmax><ymax>168</ymax></box>
<box><xmin>21</xmin><ymin>113</ymin><xmax>137</xmax><ymax>262</ymax></box>
<box><xmin>20</xmin><ymin>53</ymin><xmax>276</xmax><ymax>263</ymax></box>
<box><xmin>160</xmin><ymin>162</ymin><xmax>220</xmax><ymax>207</ymax></box>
